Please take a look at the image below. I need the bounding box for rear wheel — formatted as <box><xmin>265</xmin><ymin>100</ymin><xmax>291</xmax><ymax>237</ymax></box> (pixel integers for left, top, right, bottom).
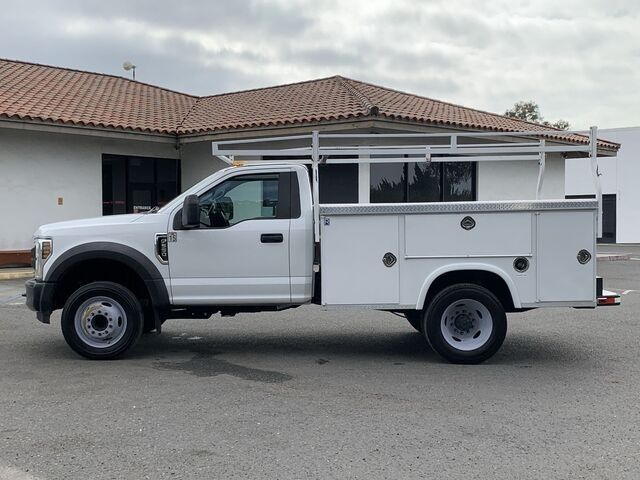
<box><xmin>61</xmin><ymin>281</ymin><xmax>144</xmax><ymax>359</ymax></box>
<box><xmin>423</xmin><ymin>284</ymin><xmax>507</xmax><ymax>364</ymax></box>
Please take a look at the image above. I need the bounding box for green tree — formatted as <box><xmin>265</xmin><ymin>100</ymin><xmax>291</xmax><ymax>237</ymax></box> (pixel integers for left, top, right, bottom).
<box><xmin>504</xmin><ymin>101</ymin><xmax>570</xmax><ymax>130</ymax></box>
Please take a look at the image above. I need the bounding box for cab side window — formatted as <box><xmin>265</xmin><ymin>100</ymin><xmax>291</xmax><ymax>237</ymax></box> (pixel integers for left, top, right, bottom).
<box><xmin>198</xmin><ymin>174</ymin><xmax>279</xmax><ymax>228</ymax></box>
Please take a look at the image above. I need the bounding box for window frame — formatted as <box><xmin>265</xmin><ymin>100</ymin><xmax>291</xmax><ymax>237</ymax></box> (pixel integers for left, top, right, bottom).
<box><xmin>172</xmin><ymin>171</ymin><xmax>299</xmax><ymax>231</ymax></box>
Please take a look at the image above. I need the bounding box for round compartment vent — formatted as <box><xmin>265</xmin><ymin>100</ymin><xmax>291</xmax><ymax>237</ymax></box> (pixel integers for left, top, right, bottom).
<box><xmin>513</xmin><ymin>257</ymin><xmax>530</xmax><ymax>273</ymax></box>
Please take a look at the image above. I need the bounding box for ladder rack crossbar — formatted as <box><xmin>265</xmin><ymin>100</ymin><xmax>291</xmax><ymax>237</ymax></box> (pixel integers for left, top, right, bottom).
<box><xmin>213</xmin><ymin>134</ymin><xmax>313</xmax><ymax>146</ymax></box>
<box><xmin>212</xmin><ymin>145</ymin><xmax>588</xmax><ymax>158</ymax></box>
<box><xmin>319</xmin><ymin>130</ymin><xmax>590</xmax><ymax>139</ymax></box>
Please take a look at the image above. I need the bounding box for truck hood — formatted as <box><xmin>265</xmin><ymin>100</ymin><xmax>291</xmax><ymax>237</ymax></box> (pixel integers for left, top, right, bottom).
<box><xmin>35</xmin><ymin>213</ymin><xmax>149</xmax><ymax>237</ymax></box>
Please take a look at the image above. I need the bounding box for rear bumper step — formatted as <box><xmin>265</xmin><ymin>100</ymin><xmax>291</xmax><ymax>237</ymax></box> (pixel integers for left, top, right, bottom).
<box><xmin>596</xmin><ymin>277</ymin><xmax>620</xmax><ymax>306</ymax></box>
<box><xmin>597</xmin><ymin>289</ymin><xmax>621</xmax><ymax>306</ymax></box>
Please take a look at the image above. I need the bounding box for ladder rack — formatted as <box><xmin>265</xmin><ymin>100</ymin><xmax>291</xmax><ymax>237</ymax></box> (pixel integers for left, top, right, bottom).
<box><xmin>212</xmin><ymin>127</ymin><xmax>603</xmax><ymax>241</ymax></box>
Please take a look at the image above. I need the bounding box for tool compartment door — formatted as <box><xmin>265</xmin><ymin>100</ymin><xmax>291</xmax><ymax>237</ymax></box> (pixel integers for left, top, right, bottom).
<box><xmin>320</xmin><ymin>214</ymin><xmax>399</xmax><ymax>305</ymax></box>
<box><xmin>536</xmin><ymin>210</ymin><xmax>596</xmax><ymax>302</ymax></box>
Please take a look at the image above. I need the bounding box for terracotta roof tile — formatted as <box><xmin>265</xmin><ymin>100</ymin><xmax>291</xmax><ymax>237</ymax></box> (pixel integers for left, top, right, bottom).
<box><xmin>342</xmin><ymin>77</ymin><xmax>606</xmax><ymax>147</ymax></box>
<box><xmin>0</xmin><ymin>58</ymin><xmax>618</xmax><ymax>150</ymax></box>
<box><xmin>177</xmin><ymin>76</ymin><xmax>370</xmax><ymax>134</ymax></box>
<box><xmin>0</xmin><ymin>58</ymin><xmax>197</xmax><ymax>134</ymax></box>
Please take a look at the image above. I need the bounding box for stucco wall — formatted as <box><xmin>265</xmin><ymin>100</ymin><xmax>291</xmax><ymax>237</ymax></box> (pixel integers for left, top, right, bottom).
<box><xmin>180</xmin><ymin>141</ymin><xmax>229</xmax><ymax>190</ymax></box>
<box><xmin>0</xmin><ymin>127</ymin><xmax>177</xmax><ymax>251</ymax></box>
<box><xmin>477</xmin><ymin>154</ymin><xmax>565</xmax><ymax>201</ymax></box>
<box><xmin>566</xmin><ymin>156</ymin><xmax>617</xmax><ymax>196</ymax></box>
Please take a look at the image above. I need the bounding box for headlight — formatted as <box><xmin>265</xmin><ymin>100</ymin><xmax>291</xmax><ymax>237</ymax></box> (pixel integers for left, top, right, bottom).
<box><xmin>34</xmin><ymin>238</ymin><xmax>53</xmax><ymax>280</ymax></box>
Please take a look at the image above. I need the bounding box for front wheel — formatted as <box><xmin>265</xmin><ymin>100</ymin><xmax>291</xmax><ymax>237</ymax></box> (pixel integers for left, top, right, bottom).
<box><xmin>61</xmin><ymin>281</ymin><xmax>144</xmax><ymax>359</ymax></box>
<box><xmin>423</xmin><ymin>284</ymin><xmax>507</xmax><ymax>364</ymax></box>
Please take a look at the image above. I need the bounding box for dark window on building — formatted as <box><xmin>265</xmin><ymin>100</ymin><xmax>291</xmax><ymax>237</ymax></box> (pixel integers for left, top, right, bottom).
<box><xmin>370</xmin><ymin>161</ymin><xmax>476</xmax><ymax>203</ymax></box>
<box><xmin>102</xmin><ymin>156</ymin><xmax>127</xmax><ymax>215</ymax></box>
<box><xmin>318</xmin><ymin>163</ymin><xmax>358</xmax><ymax>203</ymax></box>
<box><xmin>443</xmin><ymin>163</ymin><xmax>475</xmax><ymax>201</ymax></box>
<box><xmin>601</xmin><ymin>194</ymin><xmax>617</xmax><ymax>244</ymax></box>
<box><xmin>408</xmin><ymin>162</ymin><xmax>441</xmax><ymax>202</ymax></box>
<box><xmin>156</xmin><ymin>158</ymin><xmax>181</xmax><ymax>208</ymax></box>
<box><xmin>102</xmin><ymin>155</ymin><xmax>180</xmax><ymax>215</ymax></box>
<box><xmin>264</xmin><ymin>155</ymin><xmax>358</xmax><ymax>204</ymax></box>
<box><xmin>370</xmin><ymin>162</ymin><xmax>405</xmax><ymax>203</ymax></box>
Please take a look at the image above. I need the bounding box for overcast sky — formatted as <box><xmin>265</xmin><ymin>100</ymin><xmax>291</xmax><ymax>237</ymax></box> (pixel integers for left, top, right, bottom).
<box><xmin>1</xmin><ymin>0</ymin><xmax>638</xmax><ymax>129</ymax></box>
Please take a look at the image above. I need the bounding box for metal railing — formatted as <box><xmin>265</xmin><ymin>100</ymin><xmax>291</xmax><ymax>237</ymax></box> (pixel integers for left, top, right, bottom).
<box><xmin>212</xmin><ymin>127</ymin><xmax>603</xmax><ymax>241</ymax></box>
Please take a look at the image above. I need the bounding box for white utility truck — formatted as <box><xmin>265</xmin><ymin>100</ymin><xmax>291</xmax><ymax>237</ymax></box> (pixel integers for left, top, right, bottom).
<box><xmin>26</xmin><ymin>129</ymin><xmax>619</xmax><ymax>363</ymax></box>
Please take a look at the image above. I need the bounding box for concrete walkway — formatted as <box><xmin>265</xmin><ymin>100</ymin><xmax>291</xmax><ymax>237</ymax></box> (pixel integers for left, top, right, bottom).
<box><xmin>0</xmin><ymin>268</ymin><xmax>33</xmax><ymax>280</ymax></box>
<box><xmin>597</xmin><ymin>244</ymin><xmax>640</xmax><ymax>261</ymax></box>
<box><xmin>597</xmin><ymin>253</ymin><xmax>631</xmax><ymax>261</ymax></box>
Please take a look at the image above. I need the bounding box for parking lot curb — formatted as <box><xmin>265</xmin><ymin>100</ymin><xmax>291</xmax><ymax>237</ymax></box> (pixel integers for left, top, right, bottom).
<box><xmin>0</xmin><ymin>268</ymin><xmax>34</xmax><ymax>280</ymax></box>
<box><xmin>596</xmin><ymin>254</ymin><xmax>631</xmax><ymax>261</ymax></box>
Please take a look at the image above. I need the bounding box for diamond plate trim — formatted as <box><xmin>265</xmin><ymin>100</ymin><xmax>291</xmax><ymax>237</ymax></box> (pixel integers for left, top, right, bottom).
<box><xmin>319</xmin><ymin>200</ymin><xmax>598</xmax><ymax>216</ymax></box>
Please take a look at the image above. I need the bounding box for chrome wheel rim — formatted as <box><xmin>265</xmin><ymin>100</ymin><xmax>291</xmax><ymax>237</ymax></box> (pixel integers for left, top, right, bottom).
<box><xmin>440</xmin><ymin>298</ymin><xmax>492</xmax><ymax>351</ymax></box>
<box><xmin>74</xmin><ymin>296</ymin><xmax>128</xmax><ymax>348</ymax></box>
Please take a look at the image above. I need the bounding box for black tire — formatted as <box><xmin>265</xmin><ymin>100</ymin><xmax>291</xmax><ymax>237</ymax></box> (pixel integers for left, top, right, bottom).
<box><xmin>404</xmin><ymin>310</ymin><xmax>423</xmax><ymax>332</ymax></box>
<box><xmin>423</xmin><ymin>283</ymin><xmax>507</xmax><ymax>364</ymax></box>
<box><xmin>61</xmin><ymin>281</ymin><xmax>144</xmax><ymax>359</ymax></box>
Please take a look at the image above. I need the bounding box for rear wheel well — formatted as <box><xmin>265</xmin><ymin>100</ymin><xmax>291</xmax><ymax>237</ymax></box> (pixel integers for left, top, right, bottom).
<box><xmin>423</xmin><ymin>270</ymin><xmax>515</xmax><ymax>312</ymax></box>
<box><xmin>53</xmin><ymin>259</ymin><xmax>150</xmax><ymax>311</ymax></box>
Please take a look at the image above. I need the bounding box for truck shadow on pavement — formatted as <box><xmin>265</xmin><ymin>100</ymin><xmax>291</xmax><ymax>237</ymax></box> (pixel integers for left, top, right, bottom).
<box><xmin>136</xmin><ymin>329</ymin><xmax>436</xmax><ymax>382</ymax></box>
<box><xmin>125</xmin><ymin>328</ymin><xmax>593</xmax><ymax>375</ymax></box>
<box><xmin>152</xmin><ymin>349</ymin><xmax>294</xmax><ymax>383</ymax></box>
<box><xmin>25</xmin><ymin>324</ymin><xmax>594</xmax><ymax>378</ymax></box>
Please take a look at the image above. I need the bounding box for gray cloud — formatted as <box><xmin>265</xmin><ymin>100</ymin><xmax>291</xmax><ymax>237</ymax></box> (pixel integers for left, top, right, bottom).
<box><xmin>52</xmin><ymin>0</ymin><xmax>313</xmax><ymax>36</ymax></box>
<box><xmin>0</xmin><ymin>0</ymin><xmax>639</xmax><ymax>128</ymax></box>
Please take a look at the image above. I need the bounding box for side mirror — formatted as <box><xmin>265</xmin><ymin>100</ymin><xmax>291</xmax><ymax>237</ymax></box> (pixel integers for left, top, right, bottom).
<box><xmin>181</xmin><ymin>194</ymin><xmax>200</xmax><ymax>228</ymax></box>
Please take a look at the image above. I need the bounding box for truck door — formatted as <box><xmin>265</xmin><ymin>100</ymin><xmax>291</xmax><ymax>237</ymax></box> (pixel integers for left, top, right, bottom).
<box><xmin>168</xmin><ymin>171</ymin><xmax>293</xmax><ymax>305</ymax></box>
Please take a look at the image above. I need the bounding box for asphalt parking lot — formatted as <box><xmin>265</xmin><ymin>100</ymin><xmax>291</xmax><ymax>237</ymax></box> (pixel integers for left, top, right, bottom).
<box><xmin>1</xmin><ymin>249</ymin><xmax>639</xmax><ymax>479</ymax></box>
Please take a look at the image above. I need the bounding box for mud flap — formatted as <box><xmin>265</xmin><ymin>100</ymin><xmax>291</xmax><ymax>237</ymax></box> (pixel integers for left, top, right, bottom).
<box><xmin>154</xmin><ymin>309</ymin><xmax>162</xmax><ymax>334</ymax></box>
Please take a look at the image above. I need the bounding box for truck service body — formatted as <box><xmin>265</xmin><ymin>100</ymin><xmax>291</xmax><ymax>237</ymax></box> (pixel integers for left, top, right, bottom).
<box><xmin>26</xmin><ymin>129</ymin><xmax>619</xmax><ymax>363</ymax></box>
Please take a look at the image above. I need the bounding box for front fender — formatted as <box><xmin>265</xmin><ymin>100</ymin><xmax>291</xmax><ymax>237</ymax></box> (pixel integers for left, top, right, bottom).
<box><xmin>44</xmin><ymin>242</ymin><xmax>170</xmax><ymax>313</ymax></box>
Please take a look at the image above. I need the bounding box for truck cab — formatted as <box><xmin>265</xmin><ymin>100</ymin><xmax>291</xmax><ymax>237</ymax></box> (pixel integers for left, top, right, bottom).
<box><xmin>165</xmin><ymin>164</ymin><xmax>314</xmax><ymax>306</ymax></box>
<box><xmin>27</xmin><ymin>164</ymin><xmax>314</xmax><ymax>352</ymax></box>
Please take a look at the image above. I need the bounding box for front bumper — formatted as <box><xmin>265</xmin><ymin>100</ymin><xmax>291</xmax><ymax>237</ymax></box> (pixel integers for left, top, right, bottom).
<box><xmin>25</xmin><ymin>278</ymin><xmax>55</xmax><ymax>323</ymax></box>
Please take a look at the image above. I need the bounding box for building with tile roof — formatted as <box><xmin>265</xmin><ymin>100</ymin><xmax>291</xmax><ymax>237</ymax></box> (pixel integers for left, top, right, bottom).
<box><xmin>0</xmin><ymin>58</ymin><xmax>618</xmax><ymax>264</ymax></box>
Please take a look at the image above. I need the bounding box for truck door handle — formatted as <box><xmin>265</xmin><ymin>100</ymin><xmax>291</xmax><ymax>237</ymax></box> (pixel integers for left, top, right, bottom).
<box><xmin>261</xmin><ymin>233</ymin><xmax>283</xmax><ymax>243</ymax></box>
